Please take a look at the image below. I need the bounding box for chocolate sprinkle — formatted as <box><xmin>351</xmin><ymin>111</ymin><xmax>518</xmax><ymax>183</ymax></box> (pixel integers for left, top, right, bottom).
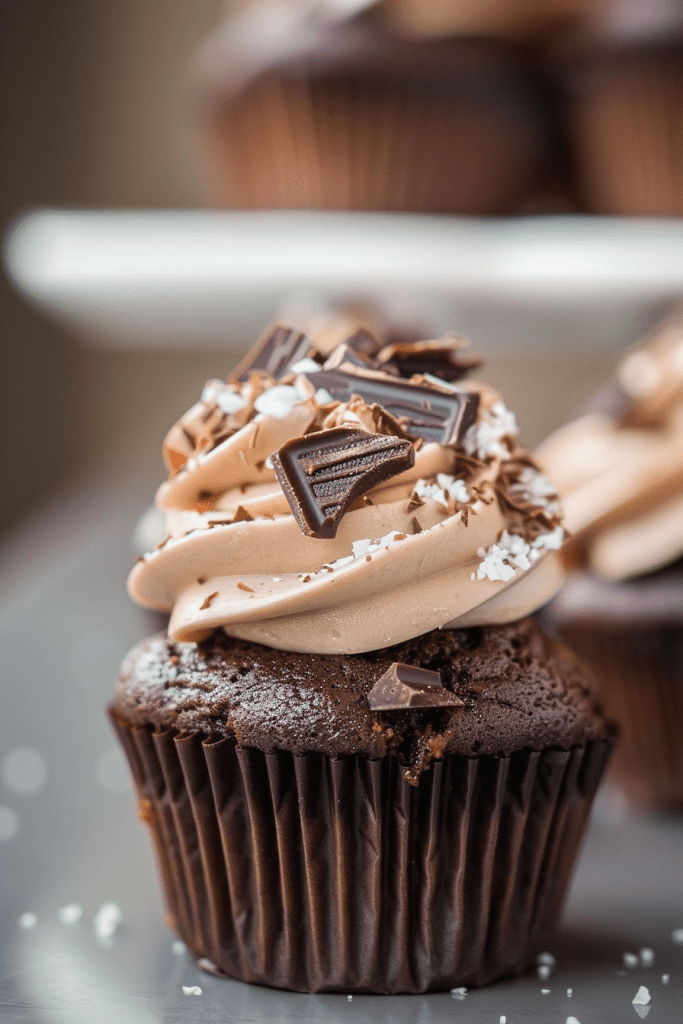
<box><xmin>231</xmin><ymin>324</ymin><xmax>319</xmax><ymax>382</ymax></box>
<box><xmin>271</xmin><ymin>427</ymin><xmax>415</xmax><ymax>538</ymax></box>
<box><xmin>304</xmin><ymin>368</ymin><xmax>479</xmax><ymax>446</ymax></box>
<box><xmin>199</xmin><ymin>591</ymin><xmax>219</xmax><ymax>610</ymax></box>
<box><xmin>367</xmin><ymin>663</ymin><xmax>465</xmax><ymax>711</ymax></box>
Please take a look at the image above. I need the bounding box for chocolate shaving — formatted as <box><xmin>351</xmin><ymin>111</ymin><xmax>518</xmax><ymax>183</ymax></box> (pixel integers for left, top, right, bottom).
<box><xmin>231</xmin><ymin>324</ymin><xmax>320</xmax><ymax>382</ymax></box>
<box><xmin>376</xmin><ymin>336</ymin><xmax>482</xmax><ymax>382</ymax></box>
<box><xmin>271</xmin><ymin>427</ymin><xmax>415</xmax><ymax>539</ymax></box>
<box><xmin>411</xmin><ymin>517</ymin><xmax>422</xmax><ymax>534</ymax></box>
<box><xmin>304</xmin><ymin>368</ymin><xmax>479</xmax><ymax>446</ymax></box>
<box><xmin>367</xmin><ymin>663</ymin><xmax>465</xmax><ymax>711</ymax></box>
<box><xmin>406</xmin><ymin>493</ymin><xmax>425</xmax><ymax>513</ymax></box>
<box><xmin>199</xmin><ymin>591</ymin><xmax>219</xmax><ymax>610</ymax></box>
<box><xmin>237</xmin><ymin>582</ymin><xmax>254</xmax><ymax>592</ymax></box>
<box><xmin>232</xmin><ymin>505</ymin><xmax>254</xmax><ymax>523</ymax></box>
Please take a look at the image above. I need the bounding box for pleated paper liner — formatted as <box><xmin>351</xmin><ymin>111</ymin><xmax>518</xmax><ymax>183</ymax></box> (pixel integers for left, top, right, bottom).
<box><xmin>199</xmin><ymin>59</ymin><xmax>550</xmax><ymax>214</ymax></box>
<box><xmin>111</xmin><ymin>710</ymin><xmax>611</xmax><ymax>993</ymax></box>
<box><xmin>566</xmin><ymin>38</ymin><xmax>683</xmax><ymax>215</ymax></box>
<box><xmin>560</xmin><ymin>621</ymin><xmax>683</xmax><ymax>812</ymax></box>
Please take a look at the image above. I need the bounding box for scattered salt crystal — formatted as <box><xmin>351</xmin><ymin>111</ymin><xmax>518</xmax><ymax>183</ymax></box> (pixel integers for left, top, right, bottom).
<box><xmin>450</xmin><ymin>987</ymin><xmax>467</xmax><ymax>999</ymax></box>
<box><xmin>639</xmin><ymin>948</ymin><xmax>654</xmax><ymax>967</ymax></box>
<box><xmin>201</xmin><ymin>380</ymin><xmax>224</xmax><ymax>403</ymax></box>
<box><xmin>541</xmin><ymin>988</ymin><xmax>550</xmax><ymax>994</ymax></box>
<box><xmin>624</xmin><ymin>952</ymin><xmax>639</xmax><ymax>969</ymax></box>
<box><xmin>182</xmin><ymin>986</ymin><xmax>202</xmax><ymax>996</ymax></box>
<box><xmin>500</xmin><ymin>1017</ymin><xmax>506</xmax><ymax>1024</ymax></box>
<box><xmin>290</xmin><ymin>358</ymin><xmax>321</xmax><ymax>374</ymax></box>
<box><xmin>254</xmin><ymin>385</ymin><xmax>301</xmax><ymax>419</ymax></box>
<box><xmin>352</xmin><ymin>538</ymin><xmax>373</xmax><ymax>559</ymax></box>
<box><xmin>19</xmin><ymin>912</ymin><xmax>37</xmax><ymax>930</ymax></box>
<box><xmin>662</xmin><ymin>974</ymin><xmax>670</xmax><ymax>985</ymax></box>
<box><xmin>537</xmin><ymin>964</ymin><xmax>552</xmax><ymax>980</ymax></box>
<box><xmin>537</xmin><ymin>952</ymin><xmax>556</xmax><ymax>966</ymax></box>
<box><xmin>58</xmin><ymin>903</ymin><xmax>83</xmax><ymax>925</ymax></box>
<box><xmin>172</xmin><ymin>941</ymin><xmax>186</xmax><ymax>955</ymax></box>
<box><xmin>567</xmin><ymin>988</ymin><xmax>573</xmax><ymax>997</ymax></box>
<box><xmin>463</xmin><ymin>400</ymin><xmax>518</xmax><ymax>460</ymax></box>
<box><xmin>216</xmin><ymin>390</ymin><xmax>246</xmax><ymax>415</ymax></box>
<box><xmin>93</xmin><ymin>901</ymin><xmax>122</xmax><ymax>943</ymax></box>
<box><xmin>567</xmin><ymin>1017</ymin><xmax>582</xmax><ymax>1024</ymax></box>
<box><xmin>272</xmin><ymin>577</ymin><xmax>283</xmax><ymax>583</ymax></box>
<box><xmin>633</xmin><ymin>986</ymin><xmax>651</xmax><ymax>1006</ymax></box>
<box><xmin>672</xmin><ymin>928</ymin><xmax>683</xmax><ymax>943</ymax></box>
<box><xmin>315</xmin><ymin>387</ymin><xmax>334</xmax><ymax>405</ymax></box>
<box><xmin>347</xmin><ymin>994</ymin><xmax>353</xmax><ymax>1001</ymax></box>
<box><xmin>532</xmin><ymin>526</ymin><xmax>564</xmax><ymax>550</ymax></box>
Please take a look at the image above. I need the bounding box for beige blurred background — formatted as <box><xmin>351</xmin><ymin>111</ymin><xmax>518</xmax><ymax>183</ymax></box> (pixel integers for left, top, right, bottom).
<box><xmin>1</xmin><ymin>0</ymin><xmax>620</xmax><ymax>543</ymax></box>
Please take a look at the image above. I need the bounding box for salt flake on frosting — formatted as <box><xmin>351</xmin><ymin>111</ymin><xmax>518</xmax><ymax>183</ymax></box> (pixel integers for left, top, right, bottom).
<box><xmin>463</xmin><ymin>401</ymin><xmax>518</xmax><ymax>460</ymax></box>
<box><xmin>475</xmin><ymin>526</ymin><xmax>562</xmax><ymax>582</ymax></box>
<box><xmin>254</xmin><ymin>384</ymin><xmax>311</xmax><ymax>419</ymax></box>
<box><xmin>509</xmin><ymin>466</ymin><xmax>560</xmax><ymax>514</ymax></box>
<box><xmin>414</xmin><ymin>475</ymin><xmax>469</xmax><ymax>509</ymax></box>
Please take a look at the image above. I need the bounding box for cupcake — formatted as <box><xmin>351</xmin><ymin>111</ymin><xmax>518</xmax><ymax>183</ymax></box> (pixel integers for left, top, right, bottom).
<box><xmin>537</xmin><ymin>310</ymin><xmax>683</xmax><ymax>810</ymax></box>
<box><xmin>194</xmin><ymin>2</ymin><xmax>553</xmax><ymax>213</ymax></box>
<box><xmin>561</xmin><ymin>27</ymin><xmax>683</xmax><ymax>216</ymax></box>
<box><xmin>111</xmin><ymin>322</ymin><xmax>613</xmax><ymax>992</ymax></box>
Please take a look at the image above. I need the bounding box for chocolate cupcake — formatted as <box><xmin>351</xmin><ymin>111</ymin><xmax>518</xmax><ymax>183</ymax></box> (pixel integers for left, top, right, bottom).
<box><xmin>562</xmin><ymin>32</ymin><xmax>683</xmax><ymax>215</ymax></box>
<box><xmin>537</xmin><ymin>310</ymin><xmax>683</xmax><ymax>810</ymax></box>
<box><xmin>111</xmin><ymin>322</ymin><xmax>613</xmax><ymax>992</ymax></box>
<box><xmin>194</xmin><ymin>3</ymin><xmax>552</xmax><ymax>213</ymax></box>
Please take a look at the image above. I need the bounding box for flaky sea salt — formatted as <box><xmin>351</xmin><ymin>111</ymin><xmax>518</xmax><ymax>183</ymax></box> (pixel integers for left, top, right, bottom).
<box><xmin>216</xmin><ymin>390</ymin><xmax>246</xmax><ymax>415</ymax></box>
<box><xmin>290</xmin><ymin>358</ymin><xmax>321</xmax><ymax>374</ymax></box>
<box><xmin>566</xmin><ymin>1017</ymin><xmax>582</xmax><ymax>1024</ymax></box>
<box><xmin>537</xmin><ymin>964</ymin><xmax>552</xmax><ymax>980</ymax></box>
<box><xmin>19</xmin><ymin>912</ymin><xmax>37</xmax><ymax>930</ymax></box>
<box><xmin>509</xmin><ymin>466</ymin><xmax>560</xmax><ymax>515</ymax></box>
<box><xmin>640</xmin><ymin>948</ymin><xmax>655</xmax><ymax>967</ymax></box>
<box><xmin>182</xmin><ymin>986</ymin><xmax>202</xmax><ymax>996</ymax></box>
<box><xmin>537</xmin><ymin>952</ymin><xmax>556</xmax><ymax>967</ymax></box>
<box><xmin>315</xmin><ymin>387</ymin><xmax>334</xmax><ymax>405</ymax></box>
<box><xmin>58</xmin><ymin>903</ymin><xmax>83</xmax><ymax>925</ymax></box>
<box><xmin>672</xmin><ymin>928</ymin><xmax>683</xmax><ymax>943</ymax></box>
<box><xmin>541</xmin><ymin>988</ymin><xmax>550</xmax><ymax>994</ymax></box>
<box><xmin>633</xmin><ymin>986</ymin><xmax>651</xmax><ymax>1006</ymax></box>
<box><xmin>450</xmin><ymin>987</ymin><xmax>467</xmax><ymax>999</ymax></box>
<box><xmin>532</xmin><ymin>526</ymin><xmax>564</xmax><ymax>550</ymax></box>
<box><xmin>662</xmin><ymin>974</ymin><xmax>670</xmax><ymax>985</ymax></box>
<box><xmin>624</xmin><ymin>952</ymin><xmax>639</xmax><ymax>969</ymax></box>
<box><xmin>567</xmin><ymin>988</ymin><xmax>573</xmax><ymax>997</ymax></box>
<box><xmin>413</xmin><ymin>475</ymin><xmax>468</xmax><ymax>509</ymax></box>
<box><xmin>463</xmin><ymin>400</ymin><xmax>518</xmax><ymax>460</ymax></box>
<box><xmin>254</xmin><ymin>385</ymin><xmax>302</xmax><ymax>419</ymax></box>
<box><xmin>93</xmin><ymin>901</ymin><xmax>122</xmax><ymax>943</ymax></box>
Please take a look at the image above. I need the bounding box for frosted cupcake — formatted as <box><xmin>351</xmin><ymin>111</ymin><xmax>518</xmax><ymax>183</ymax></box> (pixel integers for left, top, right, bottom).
<box><xmin>537</xmin><ymin>310</ymin><xmax>683</xmax><ymax>810</ymax></box>
<box><xmin>111</xmin><ymin>323</ymin><xmax>613</xmax><ymax>991</ymax></box>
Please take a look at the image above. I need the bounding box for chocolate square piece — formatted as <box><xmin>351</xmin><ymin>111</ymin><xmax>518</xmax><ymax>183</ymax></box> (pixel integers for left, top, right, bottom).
<box><xmin>231</xmin><ymin>324</ymin><xmax>319</xmax><ymax>381</ymax></box>
<box><xmin>304</xmin><ymin>369</ymin><xmax>479</xmax><ymax>446</ymax></box>
<box><xmin>368</xmin><ymin>663</ymin><xmax>465</xmax><ymax>710</ymax></box>
<box><xmin>271</xmin><ymin>427</ymin><xmax>414</xmax><ymax>538</ymax></box>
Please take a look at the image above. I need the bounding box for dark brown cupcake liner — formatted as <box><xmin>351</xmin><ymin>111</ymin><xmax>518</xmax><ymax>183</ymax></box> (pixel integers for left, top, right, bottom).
<box><xmin>111</xmin><ymin>711</ymin><xmax>611</xmax><ymax>993</ymax></box>
<box><xmin>560</xmin><ymin>621</ymin><xmax>683</xmax><ymax>811</ymax></box>
<box><xmin>564</xmin><ymin>38</ymin><xmax>683</xmax><ymax>216</ymax></box>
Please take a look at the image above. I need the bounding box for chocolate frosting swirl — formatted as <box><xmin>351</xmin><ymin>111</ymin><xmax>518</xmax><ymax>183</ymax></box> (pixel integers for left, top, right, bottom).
<box><xmin>129</xmin><ymin>325</ymin><xmax>565</xmax><ymax>653</ymax></box>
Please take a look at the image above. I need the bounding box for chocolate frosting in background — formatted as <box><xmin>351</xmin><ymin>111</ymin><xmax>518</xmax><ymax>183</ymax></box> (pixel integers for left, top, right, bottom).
<box><xmin>128</xmin><ymin>323</ymin><xmax>565</xmax><ymax>654</ymax></box>
<box><xmin>536</xmin><ymin>310</ymin><xmax>683</xmax><ymax>580</ymax></box>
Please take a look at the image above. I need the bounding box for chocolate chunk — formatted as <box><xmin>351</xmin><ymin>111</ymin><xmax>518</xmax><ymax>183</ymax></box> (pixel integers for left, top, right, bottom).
<box><xmin>304</xmin><ymin>369</ymin><xmax>479</xmax><ymax>446</ymax></box>
<box><xmin>367</xmin><ymin>663</ymin><xmax>465</xmax><ymax>711</ymax></box>
<box><xmin>376</xmin><ymin>337</ymin><xmax>482</xmax><ymax>382</ymax></box>
<box><xmin>231</xmin><ymin>324</ymin><xmax>320</xmax><ymax>382</ymax></box>
<box><xmin>323</xmin><ymin>343</ymin><xmax>397</xmax><ymax>374</ymax></box>
<box><xmin>271</xmin><ymin>427</ymin><xmax>415</xmax><ymax>538</ymax></box>
<box><xmin>344</xmin><ymin>328</ymin><xmax>382</xmax><ymax>357</ymax></box>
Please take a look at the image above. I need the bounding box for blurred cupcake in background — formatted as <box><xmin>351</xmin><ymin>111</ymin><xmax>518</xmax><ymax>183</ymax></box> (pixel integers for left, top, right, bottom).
<box><xmin>193</xmin><ymin>0</ymin><xmax>558</xmax><ymax>214</ymax></box>
<box><xmin>537</xmin><ymin>307</ymin><xmax>683</xmax><ymax>811</ymax></box>
<box><xmin>557</xmin><ymin>0</ymin><xmax>683</xmax><ymax>215</ymax></box>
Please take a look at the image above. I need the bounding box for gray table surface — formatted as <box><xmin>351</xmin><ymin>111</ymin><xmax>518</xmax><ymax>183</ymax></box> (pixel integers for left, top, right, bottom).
<box><xmin>1</xmin><ymin>471</ymin><xmax>682</xmax><ymax>1023</ymax></box>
